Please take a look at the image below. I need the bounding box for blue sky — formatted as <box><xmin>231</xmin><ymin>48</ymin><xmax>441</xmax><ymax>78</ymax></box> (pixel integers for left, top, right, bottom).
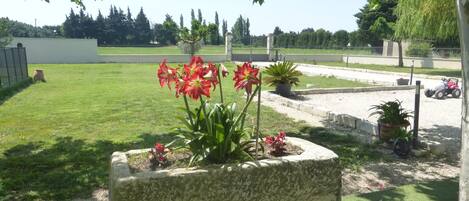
<box><xmin>0</xmin><ymin>0</ymin><xmax>367</xmax><ymax>35</ymax></box>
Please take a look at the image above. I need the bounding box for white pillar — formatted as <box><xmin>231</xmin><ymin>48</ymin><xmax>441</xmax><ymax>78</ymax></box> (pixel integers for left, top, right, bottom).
<box><xmin>456</xmin><ymin>0</ymin><xmax>469</xmax><ymax>200</ymax></box>
<box><xmin>267</xmin><ymin>33</ymin><xmax>275</xmax><ymax>61</ymax></box>
<box><xmin>225</xmin><ymin>32</ymin><xmax>232</xmax><ymax>61</ymax></box>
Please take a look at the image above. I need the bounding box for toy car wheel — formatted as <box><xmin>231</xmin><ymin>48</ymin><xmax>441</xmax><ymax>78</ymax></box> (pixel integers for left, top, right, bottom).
<box><xmin>452</xmin><ymin>89</ymin><xmax>462</xmax><ymax>98</ymax></box>
<box><xmin>424</xmin><ymin>89</ymin><xmax>434</xmax><ymax>97</ymax></box>
<box><xmin>435</xmin><ymin>90</ymin><xmax>445</xmax><ymax>99</ymax></box>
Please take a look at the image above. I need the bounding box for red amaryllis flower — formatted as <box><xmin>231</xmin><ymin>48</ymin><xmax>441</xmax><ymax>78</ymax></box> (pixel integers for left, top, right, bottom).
<box><xmin>155</xmin><ymin>143</ymin><xmax>165</xmax><ymax>153</ymax></box>
<box><xmin>182</xmin><ymin>73</ymin><xmax>211</xmax><ymax>100</ymax></box>
<box><xmin>203</xmin><ymin>63</ymin><xmax>219</xmax><ymax>89</ymax></box>
<box><xmin>184</xmin><ymin>56</ymin><xmax>204</xmax><ymax>77</ymax></box>
<box><xmin>157</xmin><ymin>60</ymin><xmax>178</xmax><ymax>89</ymax></box>
<box><xmin>233</xmin><ymin>62</ymin><xmax>260</xmax><ymax>94</ymax></box>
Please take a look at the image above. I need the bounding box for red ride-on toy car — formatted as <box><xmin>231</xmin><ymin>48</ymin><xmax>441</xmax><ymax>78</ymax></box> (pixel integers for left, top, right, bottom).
<box><xmin>425</xmin><ymin>78</ymin><xmax>462</xmax><ymax>99</ymax></box>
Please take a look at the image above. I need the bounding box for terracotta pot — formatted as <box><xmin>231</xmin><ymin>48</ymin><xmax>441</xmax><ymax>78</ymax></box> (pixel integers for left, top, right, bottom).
<box><xmin>275</xmin><ymin>83</ymin><xmax>292</xmax><ymax>97</ymax></box>
<box><xmin>378</xmin><ymin>122</ymin><xmax>409</xmax><ymax>142</ymax></box>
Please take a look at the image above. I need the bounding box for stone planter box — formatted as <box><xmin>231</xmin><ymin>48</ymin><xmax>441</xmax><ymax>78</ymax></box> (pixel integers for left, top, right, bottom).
<box><xmin>110</xmin><ymin>137</ymin><xmax>341</xmax><ymax>201</ymax></box>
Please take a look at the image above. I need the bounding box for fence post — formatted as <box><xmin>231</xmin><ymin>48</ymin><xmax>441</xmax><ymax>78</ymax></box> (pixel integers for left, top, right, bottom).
<box><xmin>3</xmin><ymin>49</ymin><xmax>11</xmax><ymax>87</ymax></box>
<box><xmin>413</xmin><ymin>80</ymin><xmax>421</xmax><ymax>148</ymax></box>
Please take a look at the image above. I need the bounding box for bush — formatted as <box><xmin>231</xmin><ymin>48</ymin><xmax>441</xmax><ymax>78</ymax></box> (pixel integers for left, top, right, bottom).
<box><xmin>406</xmin><ymin>42</ymin><xmax>432</xmax><ymax>57</ymax></box>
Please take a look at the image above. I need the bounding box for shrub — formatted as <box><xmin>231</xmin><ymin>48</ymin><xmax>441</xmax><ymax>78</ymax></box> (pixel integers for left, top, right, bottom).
<box><xmin>263</xmin><ymin>61</ymin><xmax>302</xmax><ymax>86</ymax></box>
<box><xmin>369</xmin><ymin>100</ymin><xmax>412</xmax><ymax>125</ymax></box>
<box><xmin>406</xmin><ymin>42</ymin><xmax>432</xmax><ymax>57</ymax></box>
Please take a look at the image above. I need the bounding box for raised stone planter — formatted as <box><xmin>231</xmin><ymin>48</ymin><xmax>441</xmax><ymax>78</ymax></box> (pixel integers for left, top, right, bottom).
<box><xmin>110</xmin><ymin>137</ymin><xmax>341</xmax><ymax>201</ymax></box>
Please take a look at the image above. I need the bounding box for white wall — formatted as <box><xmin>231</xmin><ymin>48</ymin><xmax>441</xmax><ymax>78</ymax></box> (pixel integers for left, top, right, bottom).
<box><xmin>283</xmin><ymin>54</ymin><xmax>343</xmax><ymax>62</ymax></box>
<box><xmin>343</xmin><ymin>55</ymin><xmax>462</xmax><ymax>69</ymax></box>
<box><xmin>99</xmin><ymin>54</ymin><xmax>227</xmax><ymax>63</ymax></box>
<box><xmin>7</xmin><ymin>37</ymin><xmax>98</xmax><ymax>64</ymax></box>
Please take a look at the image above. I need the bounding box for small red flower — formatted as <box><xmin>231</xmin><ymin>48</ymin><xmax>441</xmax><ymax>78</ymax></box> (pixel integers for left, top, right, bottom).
<box><xmin>182</xmin><ymin>73</ymin><xmax>211</xmax><ymax>100</ymax></box>
<box><xmin>155</xmin><ymin>143</ymin><xmax>165</xmax><ymax>153</ymax></box>
<box><xmin>157</xmin><ymin>60</ymin><xmax>178</xmax><ymax>89</ymax></box>
<box><xmin>264</xmin><ymin>131</ymin><xmax>287</xmax><ymax>156</ymax></box>
<box><xmin>233</xmin><ymin>62</ymin><xmax>260</xmax><ymax>94</ymax></box>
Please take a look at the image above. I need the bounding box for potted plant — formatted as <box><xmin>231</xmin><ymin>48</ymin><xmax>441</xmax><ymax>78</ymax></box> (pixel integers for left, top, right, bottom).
<box><xmin>393</xmin><ymin>128</ymin><xmax>412</xmax><ymax>158</ymax></box>
<box><xmin>109</xmin><ymin>57</ymin><xmax>341</xmax><ymax>201</ymax></box>
<box><xmin>369</xmin><ymin>100</ymin><xmax>412</xmax><ymax>142</ymax></box>
<box><xmin>263</xmin><ymin>61</ymin><xmax>302</xmax><ymax>97</ymax></box>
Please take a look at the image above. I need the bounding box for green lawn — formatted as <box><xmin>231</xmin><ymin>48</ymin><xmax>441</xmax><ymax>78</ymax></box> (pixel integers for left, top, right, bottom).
<box><xmin>343</xmin><ymin>178</ymin><xmax>458</xmax><ymax>201</ymax></box>
<box><xmin>316</xmin><ymin>61</ymin><xmax>462</xmax><ymax>78</ymax></box>
<box><xmin>0</xmin><ymin>62</ymin><xmax>394</xmax><ymax>200</ymax></box>
<box><xmin>98</xmin><ymin>46</ymin><xmax>377</xmax><ymax>56</ymax></box>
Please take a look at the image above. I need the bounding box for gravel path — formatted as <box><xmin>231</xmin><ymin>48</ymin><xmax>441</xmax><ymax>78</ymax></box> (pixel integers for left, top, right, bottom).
<box><xmin>300</xmin><ymin>89</ymin><xmax>461</xmax><ymax>155</ymax></box>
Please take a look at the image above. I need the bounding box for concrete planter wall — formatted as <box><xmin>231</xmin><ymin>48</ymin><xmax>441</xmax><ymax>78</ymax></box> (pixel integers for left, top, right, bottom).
<box><xmin>110</xmin><ymin>137</ymin><xmax>341</xmax><ymax>201</ymax></box>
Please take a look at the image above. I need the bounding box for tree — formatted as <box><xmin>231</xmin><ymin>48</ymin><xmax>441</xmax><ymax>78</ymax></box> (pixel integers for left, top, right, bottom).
<box><xmin>332</xmin><ymin>30</ymin><xmax>349</xmax><ymax>48</ymax></box>
<box><xmin>356</xmin><ymin>0</ymin><xmax>402</xmax><ymax>66</ymax></box>
<box><xmin>207</xmin><ymin>23</ymin><xmax>219</xmax><ymax>45</ymax></box>
<box><xmin>197</xmin><ymin>9</ymin><xmax>203</xmax><ymax>23</ymax></box>
<box><xmin>178</xmin><ymin>19</ymin><xmax>207</xmax><ymax>56</ymax></box>
<box><xmin>0</xmin><ymin>18</ymin><xmax>12</xmax><ymax>47</ymax></box>
<box><xmin>124</xmin><ymin>7</ymin><xmax>135</xmax><ymax>44</ymax></box>
<box><xmin>457</xmin><ymin>1</ymin><xmax>469</xmax><ymax>199</ymax></box>
<box><xmin>232</xmin><ymin>15</ymin><xmax>246</xmax><ymax>45</ymax></box>
<box><xmin>63</xmin><ymin>9</ymin><xmax>80</xmax><ymax>38</ymax></box>
<box><xmin>244</xmin><ymin>18</ymin><xmax>251</xmax><ymax>45</ymax></box>
<box><xmin>95</xmin><ymin>11</ymin><xmax>106</xmax><ymax>44</ymax></box>
<box><xmin>273</xmin><ymin>26</ymin><xmax>283</xmax><ymax>36</ymax></box>
<box><xmin>180</xmin><ymin>14</ymin><xmax>184</xmax><ymax>29</ymax></box>
<box><xmin>160</xmin><ymin>14</ymin><xmax>179</xmax><ymax>45</ymax></box>
<box><xmin>222</xmin><ymin>20</ymin><xmax>228</xmax><ymax>42</ymax></box>
<box><xmin>134</xmin><ymin>8</ymin><xmax>152</xmax><ymax>44</ymax></box>
<box><xmin>215</xmin><ymin>12</ymin><xmax>220</xmax><ymax>45</ymax></box>
<box><xmin>191</xmin><ymin>9</ymin><xmax>196</xmax><ymax>22</ymax></box>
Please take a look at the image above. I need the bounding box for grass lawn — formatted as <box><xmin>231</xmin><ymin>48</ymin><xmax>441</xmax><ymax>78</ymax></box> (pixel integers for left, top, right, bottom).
<box><xmin>0</xmin><ymin>62</ymin><xmax>385</xmax><ymax>200</ymax></box>
<box><xmin>316</xmin><ymin>61</ymin><xmax>462</xmax><ymax>78</ymax></box>
<box><xmin>263</xmin><ymin>75</ymin><xmax>372</xmax><ymax>91</ymax></box>
<box><xmin>98</xmin><ymin>46</ymin><xmax>376</xmax><ymax>56</ymax></box>
<box><xmin>343</xmin><ymin>178</ymin><xmax>458</xmax><ymax>201</ymax></box>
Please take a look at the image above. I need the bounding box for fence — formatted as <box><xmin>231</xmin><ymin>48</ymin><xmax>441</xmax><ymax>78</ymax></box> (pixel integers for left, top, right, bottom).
<box><xmin>0</xmin><ymin>47</ymin><xmax>29</xmax><ymax>88</ymax></box>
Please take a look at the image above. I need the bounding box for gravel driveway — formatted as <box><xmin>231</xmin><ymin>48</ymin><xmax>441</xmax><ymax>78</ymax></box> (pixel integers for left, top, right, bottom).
<box><xmin>302</xmin><ymin>89</ymin><xmax>461</xmax><ymax>155</ymax></box>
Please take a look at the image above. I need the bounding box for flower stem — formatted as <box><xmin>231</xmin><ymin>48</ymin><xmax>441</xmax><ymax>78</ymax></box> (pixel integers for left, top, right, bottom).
<box><xmin>199</xmin><ymin>97</ymin><xmax>211</xmax><ymax>135</ymax></box>
<box><xmin>217</xmin><ymin>65</ymin><xmax>224</xmax><ymax>104</ymax></box>
<box><xmin>255</xmin><ymin>73</ymin><xmax>262</xmax><ymax>160</ymax></box>
<box><xmin>183</xmin><ymin>95</ymin><xmax>194</xmax><ymax>129</ymax></box>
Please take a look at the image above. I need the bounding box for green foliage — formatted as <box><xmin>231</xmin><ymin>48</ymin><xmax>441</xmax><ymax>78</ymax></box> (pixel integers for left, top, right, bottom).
<box><xmin>355</xmin><ymin>0</ymin><xmax>398</xmax><ymax>46</ymax></box>
<box><xmin>0</xmin><ymin>18</ymin><xmax>12</xmax><ymax>48</ymax></box>
<box><xmin>231</xmin><ymin>15</ymin><xmax>251</xmax><ymax>45</ymax></box>
<box><xmin>263</xmin><ymin>61</ymin><xmax>302</xmax><ymax>86</ymax></box>
<box><xmin>178</xmin><ymin>20</ymin><xmax>207</xmax><ymax>55</ymax></box>
<box><xmin>395</xmin><ymin>0</ymin><xmax>457</xmax><ymax>41</ymax></box>
<box><xmin>406</xmin><ymin>42</ymin><xmax>432</xmax><ymax>57</ymax></box>
<box><xmin>176</xmin><ymin>102</ymin><xmax>255</xmax><ymax>165</ymax></box>
<box><xmin>369</xmin><ymin>100</ymin><xmax>412</xmax><ymax>125</ymax></box>
<box><xmin>394</xmin><ymin>128</ymin><xmax>412</xmax><ymax>142</ymax></box>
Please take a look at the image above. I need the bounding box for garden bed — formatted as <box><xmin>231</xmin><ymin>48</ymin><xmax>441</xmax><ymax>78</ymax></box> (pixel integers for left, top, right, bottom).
<box><xmin>110</xmin><ymin>137</ymin><xmax>341</xmax><ymax>201</ymax></box>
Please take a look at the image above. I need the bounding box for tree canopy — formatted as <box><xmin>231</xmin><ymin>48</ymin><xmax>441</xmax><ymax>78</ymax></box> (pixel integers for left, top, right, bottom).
<box><xmin>394</xmin><ymin>0</ymin><xmax>457</xmax><ymax>41</ymax></box>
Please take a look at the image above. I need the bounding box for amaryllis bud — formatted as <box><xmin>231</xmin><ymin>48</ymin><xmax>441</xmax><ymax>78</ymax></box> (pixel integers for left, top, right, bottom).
<box><xmin>221</xmin><ymin>64</ymin><xmax>229</xmax><ymax>77</ymax></box>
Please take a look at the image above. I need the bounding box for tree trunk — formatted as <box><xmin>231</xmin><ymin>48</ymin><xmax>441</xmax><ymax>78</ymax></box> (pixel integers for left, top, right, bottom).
<box><xmin>397</xmin><ymin>40</ymin><xmax>404</xmax><ymax>67</ymax></box>
<box><xmin>456</xmin><ymin>0</ymin><xmax>469</xmax><ymax>200</ymax></box>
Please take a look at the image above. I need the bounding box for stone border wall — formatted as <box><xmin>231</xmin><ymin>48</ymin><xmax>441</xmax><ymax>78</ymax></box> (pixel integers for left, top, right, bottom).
<box><xmin>110</xmin><ymin>137</ymin><xmax>341</xmax><ymax>201</ymax></box>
